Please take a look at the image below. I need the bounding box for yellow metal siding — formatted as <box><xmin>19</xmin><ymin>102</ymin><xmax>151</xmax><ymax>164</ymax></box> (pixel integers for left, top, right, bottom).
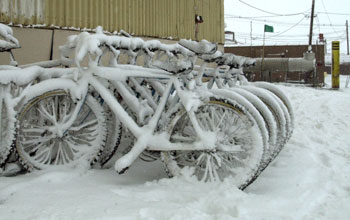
<box><xmin>0</xmin><ymin>0</ymin><xmax>224</xmax><ymax>43</ymax></box>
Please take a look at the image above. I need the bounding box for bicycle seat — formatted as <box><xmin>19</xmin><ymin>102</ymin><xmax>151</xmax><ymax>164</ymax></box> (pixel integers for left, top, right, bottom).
<box><xmin>179</xmin><ymin>39</ymin><xmax>217</xmax><ymax>55</ymax></box>
<box><xmin>0</xmin><ymin>23</ymin><xmax>20</xmax><ymax>52</ymax></box>
<box><xmin>200</xmin><ymin>50</ymin><xmax>223</xmax><ymax>63</ymax></box>
<box><xmin>216</xmin><ymin>54</ymin><xmax>256</xmax><ymax>69</ymax></box>
<box><xmin>152</xmin><ymin>60</ymin><xmax>193</xmax><ymax>74</ymax></box>
<box><xmin>0</xmin><ymin>40</ymin><xmax>20</xmax><ymax>52</ymax></box>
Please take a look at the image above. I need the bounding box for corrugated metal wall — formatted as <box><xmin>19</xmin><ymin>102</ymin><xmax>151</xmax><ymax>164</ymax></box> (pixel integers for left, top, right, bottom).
<box><xmin>0</xmin><ymin>0</ymin><xmax>224</xmax><ymax>43</ymax></box>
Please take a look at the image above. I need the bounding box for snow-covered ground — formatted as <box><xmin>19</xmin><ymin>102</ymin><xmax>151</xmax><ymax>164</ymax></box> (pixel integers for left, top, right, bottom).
<box><xmin>0</xmin><ymin>75</ymin><xmax>350</xmax><ymax>220</ymax></box>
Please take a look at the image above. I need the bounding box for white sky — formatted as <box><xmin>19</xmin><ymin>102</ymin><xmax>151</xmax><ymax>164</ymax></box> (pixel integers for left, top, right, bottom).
<box><xmin>224</xmin><ymin>0</ymin><xmax>350</xmax><ymax>54</ymax></box>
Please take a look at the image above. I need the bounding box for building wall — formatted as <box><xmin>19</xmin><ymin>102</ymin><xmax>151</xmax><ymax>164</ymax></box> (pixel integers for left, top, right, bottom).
<box><xmin>0</xmin><ymin>26</ymin><xmax>224</xmax><ymax>65</ymax></box>
<box><xmin>0</xmin><ymin>0</ymin><xmax>224</xmax><ymax>43</ymax></box>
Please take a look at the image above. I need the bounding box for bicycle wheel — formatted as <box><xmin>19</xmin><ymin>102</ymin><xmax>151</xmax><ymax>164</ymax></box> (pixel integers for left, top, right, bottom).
<box><xmin>16</xmin><ymin>90</ymin><xmax>107</xmax><ymax>170</ymax></box>
<box><xmin>253</xmin><ymin>82</ymin><xmax>294</xmax><ymax>138</ymax></box>
<box><xmin>0</xmin><ymin>92</ymin><xmax>16</xmax><ymax>168</ymax></box>
<box><xmin>241</xmin><ymin>86</ymin><xmax>288</xmax><ymax>161</ymax></box>
<box><xmin>229</xmin><ymin>87</ymin><xmax>278</xmax><ymax>158</ymax></box>
<box><xmin>210</xmin><ymin>89</ymin><xmax>270</xmax><ymax>161</ymax></box>
<box><xmin>93</xmin><ymin>98</ymin><xmax>122</xmax><ymax>168</ymax></box>
<box><xmin>162</xmin><ymin>97</ymin><xmax>264</xmax><ymax>189</ymax></box>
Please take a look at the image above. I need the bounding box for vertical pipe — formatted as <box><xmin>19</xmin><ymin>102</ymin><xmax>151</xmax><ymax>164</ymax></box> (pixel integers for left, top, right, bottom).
<box><xmin>332</xmin><ymin>41</ymin><xmax>340</xmax><ymax>89</ymax></box>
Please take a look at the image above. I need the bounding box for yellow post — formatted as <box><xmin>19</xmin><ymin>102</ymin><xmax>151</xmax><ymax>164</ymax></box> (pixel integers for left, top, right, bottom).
<box><xmin>332</xmin><ymin>41</ymin><xmax>340</xmax><ymax>89</ymax></box>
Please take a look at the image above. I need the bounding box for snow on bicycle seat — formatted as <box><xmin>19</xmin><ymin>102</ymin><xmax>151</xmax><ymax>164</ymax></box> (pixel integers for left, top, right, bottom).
<box><xmin>178</xmin><ymin>39</ymin><xmax>217</xmax><ymax>55</ymax></box>
<box><xmin>216</xmin><ymin>53</ymin><xmax>256</xmax><ymax>69</ymax></box>
<box><xmin>200</xmin><ymin>50</ymin><xmax>223</xmax><ymax>63</ymax></box>
<box><xmin>152</xmin><ymin>60</ymin><xmax>193</xmax><ymax>74</ymax></box>
<box><xmin>0</xmin><ymin>23</ymin><xmax>20</xmax><ymax>52</ymax></box>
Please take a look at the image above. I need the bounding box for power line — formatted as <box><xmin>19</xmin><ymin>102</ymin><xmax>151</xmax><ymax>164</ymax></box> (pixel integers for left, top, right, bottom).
<box><xmin>266</xmin><ymin>17</ymin><xmax>306</xmax><ymax>38</ymax></box>
<box><xmin>315</xmin><ymin>13</ymin><xmax>321</xmax><ymax>33</ymax></box>
<box><xmin>320</xmin><ymin>0</ymin><xmax>342</xmax><ymax>37</ymax></box>
<box><xmin>234</xmin><ymin>31</ymin><xmax>346</xmax><ymax>38</ymax></box>
<box><xmin>237</xmin><ymin>0</ymin><xmax>309</xmax><ymax>16</ymax></box>
<box><xmin>225</xmin><ymin>14</ymin><xmax>346</xmax><ymax>27</ymax></box>
<box><xmin>224</xmin><ymin>13</ymin><xmax>308</xmax><ymax>19</ymax></box>
<box><xmin>318</xmin><ymin>12</ymin><xmax>350</xmax><ymax>16</ymax></box>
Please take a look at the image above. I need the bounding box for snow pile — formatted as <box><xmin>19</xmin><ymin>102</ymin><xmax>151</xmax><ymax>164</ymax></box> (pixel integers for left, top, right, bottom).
<box><xmin>0</xmin><ymin>76</ymin><xmax>349</xmax><ymax>220</ymax></box>
<box><xmin>0</xmin><ymin>23</ymin><xmax>20</xmax><ymax>51</ymax></box>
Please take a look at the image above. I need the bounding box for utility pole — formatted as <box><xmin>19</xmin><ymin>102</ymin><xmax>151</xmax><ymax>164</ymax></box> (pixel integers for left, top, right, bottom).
<box><xmin>308</xmin><ymin>0</ymin><xmax>316</xmax><ymax>51</ymax></box>
<box><xmin>346</xmin><ymin>20</ymin><xmax>349</xmax><ymax>55</ymax></box>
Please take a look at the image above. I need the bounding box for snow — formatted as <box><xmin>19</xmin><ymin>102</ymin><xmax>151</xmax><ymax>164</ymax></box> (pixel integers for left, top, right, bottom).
<box><xmin>0</xmin><ymin>75</ymin><xmax>349</xmax><ymax>219</ymax></box>
<box><xmin>210</xmin><ymin>88</ymin><xmax>270</xmax><ymax>157</ymax></box>
<box><xmin>179</xmin><ymin>39</ymin><xmax>217</xmax><ymax>55</ymax></box>
<box><xmin>59</xmin><ymin>27</ymin><xmax>196</xmax><ymax>70</ymax></box>
<box><xmin>0</xmin><ymin>23</ymin><xmax>20</xmax><ymax>51</ymax></box>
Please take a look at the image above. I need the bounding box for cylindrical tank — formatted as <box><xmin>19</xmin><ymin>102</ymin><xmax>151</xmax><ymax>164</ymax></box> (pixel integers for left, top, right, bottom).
<box><xmin>245</xmin><ymin>52</ymin><xmax>315</xmax><ymax>73</ymax></box>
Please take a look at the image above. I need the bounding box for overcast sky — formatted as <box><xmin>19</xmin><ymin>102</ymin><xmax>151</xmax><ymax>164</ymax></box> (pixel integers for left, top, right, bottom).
<box><xmin>224</xmin><ymin>0</ymin><xmax>350</xmax><ymax>54</ymax></box>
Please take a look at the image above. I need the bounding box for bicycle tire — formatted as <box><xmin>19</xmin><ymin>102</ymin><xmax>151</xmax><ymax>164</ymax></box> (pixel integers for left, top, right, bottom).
<box><xmin>16</xmin><ymin>90</ymin><xmax>107</xmax><ymax>170</ymax></box>
<box><xmin>162</xmin><ymin>96</ymin><xmax>264</xmax><ymax>190</ymax></box>
<box><xmin>0</xmin><ymin>93</ymin><xmax>16</xmax><ymax>168</ymax></box>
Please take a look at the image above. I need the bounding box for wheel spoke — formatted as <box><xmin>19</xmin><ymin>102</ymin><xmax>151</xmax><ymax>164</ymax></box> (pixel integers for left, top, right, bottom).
<box><xmin>33</xmin><ymin>146</ymin><xmax>51</xmax><ymax>161</ymax></box>
<box><xmin>63</xmin><ymin>138</ymin><xmax>80</xmax><ymax>157</ymax></box>
<box><xmin>215</xmin><ymin>109</ymin><xmax>227</xmax><ymax>132</ymax></box>
<box><xmin>37</xmin><ymin>103</ymin><xmax>56</xmax><ymax>124</ymax></box>
<box><xmin>69</xmin><ymin>119</ymin><xmax>98</xmax><ymax>131</ymax></box>
<box><xmin>53</xmin><ymin>142</ymin><xmax>62</xmax><ymax>165</ymax></box>
<box><xmin>21</xmin><ymin>127</ymin><xmax>50</xmax><ymax>133</ymax></box>
<box><xmin>61</xmin><ymin>142</ymin><xmax>73</xmax><ymax>164</ymax></box>
<box><xmin>24</xmin><ymin>141</ymin><xmax>48</xmax><ymax>154</ymax></box>
<box><xmin>20</xmin><ymin>135</ymin><xmax>54</xmax><ymax>146</ymax></box>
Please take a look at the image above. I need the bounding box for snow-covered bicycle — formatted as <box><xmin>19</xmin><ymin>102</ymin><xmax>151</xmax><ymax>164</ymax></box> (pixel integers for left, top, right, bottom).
<box><xmin>191</xmin><ymin>52</ymin><xmax>294</xmax><ymax>170</ymax></box>
<box><xmin>0</xmin><ymin>25</ymin><xmax>295</xmax><ymax>189</ymax></box>
<box><xmin>12</xmin><ymin>30</ymin><xmax>266</xmax><ymax>189</ymax></box>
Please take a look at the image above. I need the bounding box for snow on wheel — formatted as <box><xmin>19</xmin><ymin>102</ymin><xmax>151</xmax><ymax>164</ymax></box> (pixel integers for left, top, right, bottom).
<box><xmin>228</xmin><ymin>87</ymin><xmax>278</xmax><ymax>159</ymax></box>
<box><xmin>16</xmin><ymin>90</ymin><xmax>107</xmax><ymax>170</ymax></box>
<box><xmin>162</xmin><ymin>97</ymin><xmax>264</xmax><ymax>190</ymax></box>
<box><xmin>241</xmin><ymin>86</ymin><xmax>289</xmax><ymax>161</ymax></box>
<box><xmin>0</xmin><ymin>88</ymin><xmax>16</xmax><ymax>168</ymax></box>
<box><xmin>210</xmin><ymin>89</ymin><xmax>271</xmax><ymax>161</ymax></box>
<box><xmin>93</xmin><ymin>101</ymin><xmax>122</xmax><ymax>168</ymax></box>
<box><xmin>253</xmin><ymin>82</ymin><xmax>294</xmax><ymax>136</ymax></box>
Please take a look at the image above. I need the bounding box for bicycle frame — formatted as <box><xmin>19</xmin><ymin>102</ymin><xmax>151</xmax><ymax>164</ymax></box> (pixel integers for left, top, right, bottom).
<box><xmin>55</xmin><ymin>65</ymin><xmax>217</xmax><ymax>172</ymax></box>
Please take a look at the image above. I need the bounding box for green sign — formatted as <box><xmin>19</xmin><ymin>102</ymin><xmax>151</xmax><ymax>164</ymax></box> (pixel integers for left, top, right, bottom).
<box><xmin>264</xmin><ymin>24</ymin><xmax>274</xmax><ymax>33</ymax></box>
